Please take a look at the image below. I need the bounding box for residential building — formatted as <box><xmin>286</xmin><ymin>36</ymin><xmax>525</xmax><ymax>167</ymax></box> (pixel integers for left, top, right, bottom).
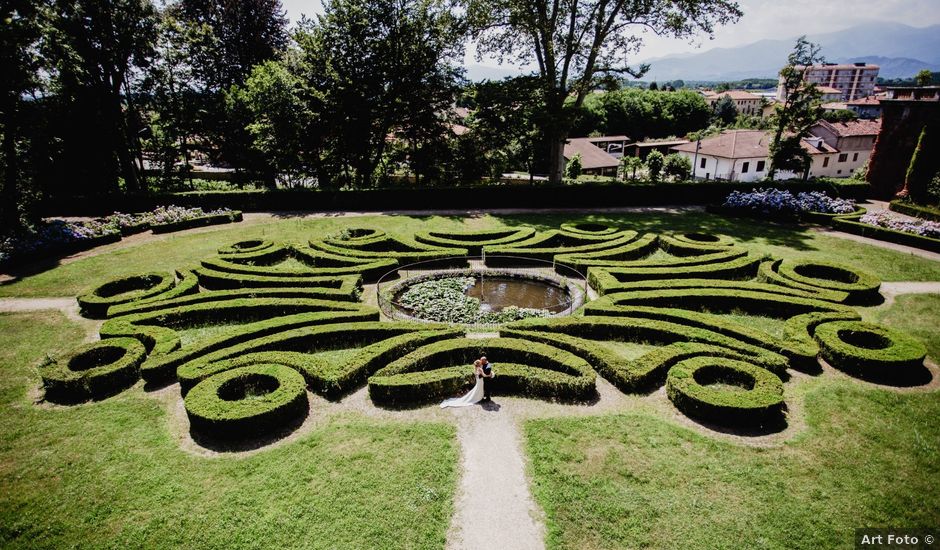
<box><xmin>777</xmin><ymin>63</ymin><xmax>879</xmax><ymax>102</ymax></box>
<box><xmin>671</xmin><ymin>130</ymin><xmax>781</xmax><ymax>182</ymax></box>
<box><xmin>702</xmin><ymin>90</ymin><xmax>763</xmax><ymax>116</ymax></box>
<box><xmin>817</xmin><ymin>86</ymin><xmax>843</xmax><ymax>102</ymax></box>
<box><xmin>625</xmin><ymin>139</ymin><xmax>690</xmax><ymax>160</ymax></box>
<box><xmin>563</xmin><ymin>137</ymin><xmax>621</xmax><ymax>176</ymax></box>
<box><xmin>808</xmin><ymin>119</ymin><xmax>880</xmax><ymax>177</ymax></box>
<box><xmin>846</xmin><ymin>94</ymin><xmax>884</xmax><ymax>119</ymax></box>
<box><xmin>670</xmin><ymin>126</ymin><xmax>874</xmax><ymax>182</ymax></box>
<box><xmin>584</xmin><ymin>135</ymin><xmax>630</xmax><ymax>158</ymax></box>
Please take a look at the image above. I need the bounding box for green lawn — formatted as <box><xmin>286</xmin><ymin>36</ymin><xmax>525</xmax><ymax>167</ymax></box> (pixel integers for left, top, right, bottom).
<box><xmin>0</xmin><ymin>311</ymin><xmax>458</xmax><ymax>549</ymax></box>
<box><xmin>524</xmin><ymin>293</ymin><xmax>940</xmax><ymax>550</ymax></box>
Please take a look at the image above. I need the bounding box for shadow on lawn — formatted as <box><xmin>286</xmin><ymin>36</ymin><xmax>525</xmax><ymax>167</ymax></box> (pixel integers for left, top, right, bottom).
<box><xmin>0</xmin><ymin>256</ymin><xmax>66</xmax><ymax>287</ymax></box>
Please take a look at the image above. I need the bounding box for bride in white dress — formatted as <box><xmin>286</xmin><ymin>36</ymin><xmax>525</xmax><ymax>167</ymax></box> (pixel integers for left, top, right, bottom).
<box><xmin>440</xmin><ymin>360</ymin><xmax>485</xmax><ymax>408</ymax></box>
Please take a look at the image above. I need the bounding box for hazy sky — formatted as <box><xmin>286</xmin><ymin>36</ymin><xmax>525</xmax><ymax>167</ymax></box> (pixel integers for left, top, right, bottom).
<box><xmin>281</xmin><ymin>0</ymin><xmax>940</xmax><ymax>68</ymax></box>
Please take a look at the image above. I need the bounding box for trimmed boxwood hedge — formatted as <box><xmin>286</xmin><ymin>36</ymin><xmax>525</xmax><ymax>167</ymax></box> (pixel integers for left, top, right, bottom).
<box><xmin>774</xmin><ymin>259</ymin><xmax>880</xmax><ymax>304</ymax></box>
<box><xmin>201</xmin><ymin>247</ymin><xmax>396</xmax><ymax>283</ymax></box>
<box><xmin>814</xmin><ymin>320</ymin><xmax>927</xmax><ymax>383</ymax></box>
<box><xmin>310</xmin><ymin>231</ymin><xmax>468</xmax><ymax>265</ymax></box>
<box><xmin>558</xmin><ymin>222</ymin><xmax>619</xmax><ymax>235</ymax></box>
<box><xmin>504</xmin><ymin>316</ymin><xmax>789</xmax><ymax>388</ymax></box>
<box><xmin>667</xmin><ymin>232</ymin><xmax>736</xmax><ymax>248</ymax></box>
<box><xmin>173</xmin><ymin>321</ymin><xmax>447</xmax><ymax>393</ymax></box>
<box><xmin>585</xmin><ymin>274</ymin><xmax>844</xmax><ymax>302</ymax></box>
<box><xmin>188</xmin><ymin>327</ymin><xmax>463</xmax><ymax>399</ymax></box>
<box><xmin>218</xmin><ymin>239</ymin><xmax>275</xmax><ymax>255</ymax></box>
<box><xmin>586</xmin><ymin>254</ymin><xmax>760</xmax><ymax>291</ymax></box>
<box><xmin>585</xmin><ymin>288</ymin><xmax>850</xmax><ymax>318</ymax></box>
<box><xmin>666</xmin><ymin>356</ymin><xmax>785</xmax><ymax>427</ymax></box>
<box><xmin>184</xmin><ymin>363</ymin><xmax>309</xmax><ymax>440</ymax></box>
<box><xmin>78</xmin><ymin>272</ymin><xmax>177</xmax><ymax>318</ymax></box>
<box><xmin>40</xmin><ymin>337</ymin><xmax>146</xmax><ymax>403</ymax></box>
<box><xmin>194</xmin><ymin>266</ymin><xmax>364</xmax><ymax>294</ymax></box>
<box><xmin>414</xmin><ymin>228</ymin><xmax>536</xmax><ymax>254</ymax></box>
<box><xmin>482</xmin><ymin>230</ymin><xmax>638</xmax><ymax>264</ymax></box>
<box><xmin>102</xmin><ymin>297</ymin><xmax>375</xmax><ymax>363</ymax></box>
<box><xmin>368</xmin><ymin>337</ymin><xmax>596</xmax><ymax>406</ymax></box>
<box><xmin>889</xmin><ymin>200</ymin><xmax>940</xmax><ymax>222</ymax></box>
<box><xmin>756</xmin><ymin>260</ymin><xmax>850</xmax><ymax>303</ymax></box>
<box><xmin>150</xmin><ymin>210</ymin><xmax>243</xmax><ymax>234</ymax></box>
<box><xmin>554</xmin><ymin>233</ymin><xmax>658</xmax><ymax>270</ymax></box>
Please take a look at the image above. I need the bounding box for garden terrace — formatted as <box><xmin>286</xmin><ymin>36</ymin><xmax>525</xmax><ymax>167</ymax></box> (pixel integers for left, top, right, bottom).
<box><xmin>3</xmin><ymin>210</ymin><xmax>938</xmax><ymax>549</ymax></box>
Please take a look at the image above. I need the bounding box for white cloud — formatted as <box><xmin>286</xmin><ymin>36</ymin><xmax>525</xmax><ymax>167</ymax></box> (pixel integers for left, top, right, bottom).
<box><xmin>279</xmin><ymin>0</ymin><xmax>940</xmax><ymax>72</ymax></box>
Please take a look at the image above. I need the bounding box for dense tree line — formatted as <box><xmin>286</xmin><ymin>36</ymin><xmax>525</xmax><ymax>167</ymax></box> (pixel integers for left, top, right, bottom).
<box><xmin>1</xmin><ymin>0</ymin><xmax>742</xmax><ymax>234</ymax></box>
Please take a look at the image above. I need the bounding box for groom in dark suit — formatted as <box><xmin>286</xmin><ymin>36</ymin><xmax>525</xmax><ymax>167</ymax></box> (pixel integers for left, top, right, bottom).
<box><xmin>480</xmin><ymin>356</ymin><xmax>494</xmax><ymax>401</ymax></box>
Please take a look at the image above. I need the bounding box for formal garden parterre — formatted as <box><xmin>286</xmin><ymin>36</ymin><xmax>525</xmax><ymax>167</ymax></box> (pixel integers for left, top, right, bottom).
<box><xmin>34</xmin><ymin>220</ymin><xmax>934</xmax><ymax>442</ymax></box>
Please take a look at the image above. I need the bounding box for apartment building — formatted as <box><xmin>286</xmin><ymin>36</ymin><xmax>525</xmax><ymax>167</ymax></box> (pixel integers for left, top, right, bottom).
<box><xmin>777</xmin><ymin>63</ymin><xmax>879</xmax><ymax>102</ymax></box>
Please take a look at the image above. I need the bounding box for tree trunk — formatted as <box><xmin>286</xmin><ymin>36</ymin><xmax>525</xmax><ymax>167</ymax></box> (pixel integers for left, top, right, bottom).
<box><xmin>548</xmin><ymin>135</ymin><xmax>566</xmax><ymax>185</ymax></box>
<box><xmin>1</xmin><ymin>97</ymin><xmax>23</xmax><ymax>234</ymax></box>
<box><xmin>110</xmin><ymin>91</ymin><xmax>140</xmax><ymax>193</ymax></box>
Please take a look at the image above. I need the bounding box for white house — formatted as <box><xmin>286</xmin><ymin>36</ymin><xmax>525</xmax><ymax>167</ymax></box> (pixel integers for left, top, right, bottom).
<box><xmin>670</xmin><ymin>129</ymin><xmax>844</xmax><ymax>182</ymax></box>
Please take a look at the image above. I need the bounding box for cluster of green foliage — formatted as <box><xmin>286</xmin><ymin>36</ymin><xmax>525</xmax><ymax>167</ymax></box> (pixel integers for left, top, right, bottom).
<box><xmin>395</xmin><ymin>276</ymin><xmax>552</xmax><ymax>324</ymax></box>
<box><xmin>571</xmin><ymin>88</ymin><xmax>713</xmax><ymax>141</ymax></box>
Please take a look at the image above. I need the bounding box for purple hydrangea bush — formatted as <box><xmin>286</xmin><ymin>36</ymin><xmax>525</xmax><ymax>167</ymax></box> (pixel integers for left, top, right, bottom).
<box><xmin>722</xmin><ymin>189</ymin><xmax>856</xmax><ymax>216</ymax></box>
<box><xmin>1</xmin><ymin>206</ymin><xmax>236</xmax><ymax>264</ymax></box>
<box><xmin>0</xmin><ymin>220</ymin><xmax>118</xmax><ymax>264</ymax></box>
<box><xmin>859</xmin><ymin>212</ymin><xmax>940</xmax><ymax>239</ymax></box>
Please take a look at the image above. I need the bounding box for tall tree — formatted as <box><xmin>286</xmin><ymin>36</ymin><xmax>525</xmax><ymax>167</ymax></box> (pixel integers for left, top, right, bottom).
<box><xmin>768</xmin><ymin>37</ymin><xmax>823</xmax><ymax>180</ymax></box>
<box><xmin>915</xmin><ymin>69</ymin><xmax>933</xmax><ymax>87</ymax></box>
<box><xmin>467</xmin><ymin>0</ymin><xmax>741</xmax><ymax>184</ymax></box>
<box><xmin>44</xmin><ymin>0</ymin><xmax>158</xmax><ymax>193</ymax></box>
<box><xmin>298</xmin><ymin>0</ymin><xmax>463</xmax><ymax>187</ymax></box>
<box><xmin>1</xmin><ymin>0</ymin><xmax>44</xmax><ymax>232</ymax></box>
<box><xmin>713</xmin><ymin>95</ymin><xmax>738</xmax><ymax>125</ymax></box>
<box><xmin>174</xmin><ymin>0</ymin><xmax>288</xmax><ymax>92</ymax></box>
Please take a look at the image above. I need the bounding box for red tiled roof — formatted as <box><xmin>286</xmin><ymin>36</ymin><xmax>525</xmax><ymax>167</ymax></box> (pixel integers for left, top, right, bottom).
<box><xmin>821</xmin><ymin>102</ymin><xmax>848</xmax><ymax>111</ymax></box>
<box><xmin>846</xmin><ymin>95</ymin><xmax>884</xmax><ymax>106</ymax></box>
<box><xmin>705</xmin><ymin>90</ymin><xmax>761</xmax><ymax>101</ymax></box>
<box><xmin>671</xmin><ymin>130</ymin><xmax>837</xmax><ymax>158</ymax></box>
<box><xmin>563</xmin><ymin>138</ymin><xmax>619</xmax><ymax>169</ymax></box>
<box><xmin>815</xmin><ymin>118</ymin><xmax>881</xmax><ymax>137</ymax></box>
<box><xmin>671</xmin><ymin>130</ymin><xmax>769</xmax><ymax>158</ymax></box>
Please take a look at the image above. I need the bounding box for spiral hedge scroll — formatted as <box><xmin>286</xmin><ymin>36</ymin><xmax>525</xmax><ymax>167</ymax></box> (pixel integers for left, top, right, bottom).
<box><xmin>39</xmin><ymin>223</ymin><xmax>932</xmax><ymax>443</ymax></box>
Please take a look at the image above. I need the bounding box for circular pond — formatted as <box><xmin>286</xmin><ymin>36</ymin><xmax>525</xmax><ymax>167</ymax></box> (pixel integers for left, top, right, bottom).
<box><xmin>380</xmin><ymin>267</ymin><xmax>585</xmax><ymax>325</ymax></box>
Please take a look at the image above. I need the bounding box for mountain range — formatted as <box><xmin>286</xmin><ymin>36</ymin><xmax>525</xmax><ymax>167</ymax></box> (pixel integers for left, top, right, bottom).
<box><xmin>639</xmin><ymin>22</ymin><xmax>940</xmax><ymax>82</ymax></box>
<box><xmin>464</xmin><ymin>22</ymin><xmax>940</xmax><ymax>83</ymax></box>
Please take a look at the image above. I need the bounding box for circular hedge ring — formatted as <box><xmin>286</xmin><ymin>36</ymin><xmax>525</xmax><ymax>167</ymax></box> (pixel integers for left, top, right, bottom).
<box><xmin>184</xmin><ymin>364</ymin><xmax>309</xmax><ymax>439</ymax></box>
<box><xmin>40</xmin><ymin>337</ymin><xmax>146</xmax><ymax>403</ymax></box>
<box><xmin>78</xmin><ymin>272</ymin><xmax>176</xmax><ymax>318</ymax></box>
<box><xmin>671</xmin><ymin>233</ymin><xmax>736</xmax><ymax>247</ymax></box>
<box><xmin>336</xmin><ymin>228</ymin><xmax>385</xmax><ymax>241</ymax></box>
<box><xmin>666</xmin><ymin>356</ymin><xmax>785</xmax><ymax>427</ymax></box>
<box><xmin>814</xmin><ymin>321</ymin><xmax>927</xmax><ymax>383</ymax></box>
<box><xmin>776</xmin><ymin>260</ymin><xmax>880</xmax><ymax>303</ymax></box>
<box><xmin>218</xmin><ymin>240</ymin><xmax>274</xmax><ymax>255</ymax></box>
<box><xmin>560</xmin><ymin>222</ymin><xmax>618</xmax><ymax>235</ymax></box>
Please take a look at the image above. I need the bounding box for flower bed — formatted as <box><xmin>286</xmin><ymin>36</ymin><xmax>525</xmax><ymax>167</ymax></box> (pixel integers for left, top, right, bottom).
<box><xmin>0</xmin><ymin>220</ymin><xmax>120</xmax><ymax>267</ymax></box>
<box><xmin>715</xmin><ymin>189</ymin><xmax>858</xmax><ymax>221</ymax></box>
<box><xmin>858</xmin><ymin>212</ymin><xmax>940</xmax><ymax>239</ymax></box>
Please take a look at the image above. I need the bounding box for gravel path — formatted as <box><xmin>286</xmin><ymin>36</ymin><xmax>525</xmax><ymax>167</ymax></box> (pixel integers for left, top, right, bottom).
<box><xmin>445</xmin><ymin>406</ymin><xmax>546</xmax><ymax>550</ymax></box>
